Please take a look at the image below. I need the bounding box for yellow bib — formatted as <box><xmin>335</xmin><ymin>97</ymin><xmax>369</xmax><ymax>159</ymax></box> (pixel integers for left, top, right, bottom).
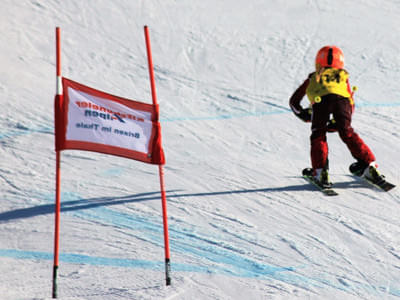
<box><xmin>306</xmin><ymin>68</ymin><xmax>352</xmax><ymax>104</ymax></box>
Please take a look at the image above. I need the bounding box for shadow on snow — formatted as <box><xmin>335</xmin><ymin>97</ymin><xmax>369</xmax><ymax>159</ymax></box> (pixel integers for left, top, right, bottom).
<box><xmin>0</xmin><ymin>177</ymin><xmax>366</xmax><ymax>222</ymax></box>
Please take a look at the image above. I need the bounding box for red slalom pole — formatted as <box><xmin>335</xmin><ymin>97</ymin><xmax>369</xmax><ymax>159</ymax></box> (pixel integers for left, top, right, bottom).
<box><xmin>52</xmin><ymin>26</ymin><xmax>63</xmax><ymax>298</ymax></box>
<box><xmin>144</xmin><ymin>25</ymin><xmax>171</xmax><ymax>286</ymax></box>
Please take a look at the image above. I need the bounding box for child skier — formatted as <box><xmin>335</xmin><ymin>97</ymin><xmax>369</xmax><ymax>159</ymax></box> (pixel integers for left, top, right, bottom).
<box><xmin>289</xmin><ymin>45</ymin><xmax>381</xmax><ymax>187</ymax></box>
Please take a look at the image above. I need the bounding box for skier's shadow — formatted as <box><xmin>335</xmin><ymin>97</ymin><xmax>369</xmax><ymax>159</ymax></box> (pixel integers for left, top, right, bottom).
<box><xmin>279</xmin><ymin>175</ymin><xmax>365</xmax><ymax>191</ymax></box>
<box><xmin>0</xmin><ymin>177</ymin><xmax>367</xmax><ymax>222</ymax></box>
<box><xmin>0</xmin><ymin>184</ymin><xmax>308</xmax><ymax>222</ymax></box>
<box><xmin>329</xmin><ymin>175</ymin><xmax>372</xmax><ymax>189</ymax></box>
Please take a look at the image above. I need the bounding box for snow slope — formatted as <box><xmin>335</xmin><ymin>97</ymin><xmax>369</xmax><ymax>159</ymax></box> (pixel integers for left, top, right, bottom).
<box><xmin>1</xmin><ymin>0</ymin><xmax>400</xmax><ymax>299</ymax></box>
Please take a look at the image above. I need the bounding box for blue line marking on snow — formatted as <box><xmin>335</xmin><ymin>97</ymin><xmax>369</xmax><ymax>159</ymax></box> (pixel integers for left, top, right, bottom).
<box><xmin>2</xmin><ymin>191</ymin><xmax>400</xmax><ymax>297</ymax></box>
<box><xmin>0</xmin><ymin>125</ymin><xmax>52</xmax><ymax>140</ymax></box>
<box><xmin>356</xmin><ymin>101</ymin><xmax>400</xmax><ymax>108</ymax></box>
<box><xmin>0</xmin><ymin>249</ymin><xmax>207</xmax><ymax>273</ymax></box>
<box><xmin>100</xmin><ymin>168</ymin><xmax>125</xmax><ymax>177</ymax></box>
<box><xmin>40</xmin><ymin>192</ymin><xmax>299</xmax><ymax>280</ymax></box>
<box><xmin>160</xmin><ymin>101</ymin><xmax>400</xmax><ymax>122</ymax></box>
<box><xmin>0</xmin><ymin>192</ymin><xmax>325</xmax><ymax>289</ymax></box>
<box><xmin>0</xmin><ymin>247</ymin><xmax>286</xmax><ymax>277</ymax></box>
<box><xmin>1</xmin><ymin>247</ymin><xmax>400</xmax><ymax>297</ymax></box>
<box><xmin>161</xmin><ymin>109</ymin><xmax>289</xmax><ymax>122</ymax></box>
<box><xmin>47</xmin><ymin>193</ymin><xmax>400</xmax><ymax>296</ymax></box>
<box><xmin>0</xmin><ymin>101</ymin><xmax>399</xmax><ymax>141</ymax></box>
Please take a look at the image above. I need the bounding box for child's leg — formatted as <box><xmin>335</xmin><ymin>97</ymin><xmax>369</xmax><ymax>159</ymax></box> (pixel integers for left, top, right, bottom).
<box><xmin>333</xmin><ymin>99</ymin><xmax>375</xmax><ymax>164</ymax></box>
<box><xmin>310</xmin><ymin>100</ymin><xmax>330</xmax><ymax>170</ymax></box>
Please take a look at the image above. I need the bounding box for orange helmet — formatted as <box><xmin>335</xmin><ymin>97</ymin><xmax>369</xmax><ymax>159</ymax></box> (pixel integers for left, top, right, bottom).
<box><xmin>315</xmin><ymin>46</ymin><xmax>344</xmax><ymax>70</ymax></box>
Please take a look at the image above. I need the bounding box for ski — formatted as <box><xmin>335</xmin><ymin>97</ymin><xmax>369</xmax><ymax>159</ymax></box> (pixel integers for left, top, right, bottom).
<box><xmin>302</xmin><ymin>168</ymin><xmax>338</xmax><ymax>196</ymax></box>
<box><xmin>349</xmin><ymin>163</ymin><xmax>396</xmax><ymax>192</ymax></box>
<box><xmin>352</xmin><ymin>174</ymin><xmax>396</xmax><ymax>192</ymax></box>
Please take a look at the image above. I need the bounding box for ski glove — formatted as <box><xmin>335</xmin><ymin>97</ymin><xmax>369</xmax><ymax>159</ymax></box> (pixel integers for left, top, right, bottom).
<box><xmin>295</xmin><ymin>107</ymin><xmax>312</xmax><ymax>123</ymax></box>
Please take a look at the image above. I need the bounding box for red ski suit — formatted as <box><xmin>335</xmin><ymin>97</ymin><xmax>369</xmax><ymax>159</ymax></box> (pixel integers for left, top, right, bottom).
<box><xmin>289</xmin><ymin>72</ymin><xmax>375</xmax><ymax>171</ymax></box>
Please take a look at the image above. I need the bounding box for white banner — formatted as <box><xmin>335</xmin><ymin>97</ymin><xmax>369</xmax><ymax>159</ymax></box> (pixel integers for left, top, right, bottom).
<box><xmin>66</xmin><ymin>87</ymin><xmax>153</xmax><ymax>153</ymax></box>
<box><xmin>55</xmin><ymin>78</ymin><xmax>165</xmax><ymax>164</ymax></box>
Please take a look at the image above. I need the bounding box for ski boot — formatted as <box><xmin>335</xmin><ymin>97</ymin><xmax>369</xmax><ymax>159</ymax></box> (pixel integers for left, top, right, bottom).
<box><xmin>314</xmin><ymin>168</ymin><xmax>332</xmax><ymax>188</ymax></box>
<box><xmin>350</xmin><ymin>161</ymin><xmax>395</xmax><ymax>191</ymax></box>
<box><xmin>349</xmin><ymin>160</ymin><xmax>369</xmax><ymax>176</ymax></box>
<box><xmin>362</xmin><ymin>162</ymin><xmax>385</xmax><ymax>183</ymax></box>
<box><xmin>350</xmin><ymin>161</ymin><xmax>385</xmax><ymax>183</ymax></box>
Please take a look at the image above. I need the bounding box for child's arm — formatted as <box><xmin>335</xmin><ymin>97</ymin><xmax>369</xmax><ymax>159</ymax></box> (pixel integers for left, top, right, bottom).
<box><xmin>289</xmin><ymin>78</ymin><xmax>311</xmax><ymax>122</ymax></box>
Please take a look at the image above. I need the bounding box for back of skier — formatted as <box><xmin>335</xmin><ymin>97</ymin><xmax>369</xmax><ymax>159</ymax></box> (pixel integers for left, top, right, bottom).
<box><xmin>289</xmin><ymin>45</ymin><xmax>381</xmax><ymax>187</ymax></box>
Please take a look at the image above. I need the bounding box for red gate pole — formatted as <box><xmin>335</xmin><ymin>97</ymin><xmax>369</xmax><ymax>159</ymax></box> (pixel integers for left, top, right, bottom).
<box><xmin>52</xmin><ymin>26</ymin><xmax>63</xmax><ymax>298</ymax></box>
<box><xmin>144</xmin><ymin>25</ymin><xmax>171</xmax><ymax>286</ymax></box>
